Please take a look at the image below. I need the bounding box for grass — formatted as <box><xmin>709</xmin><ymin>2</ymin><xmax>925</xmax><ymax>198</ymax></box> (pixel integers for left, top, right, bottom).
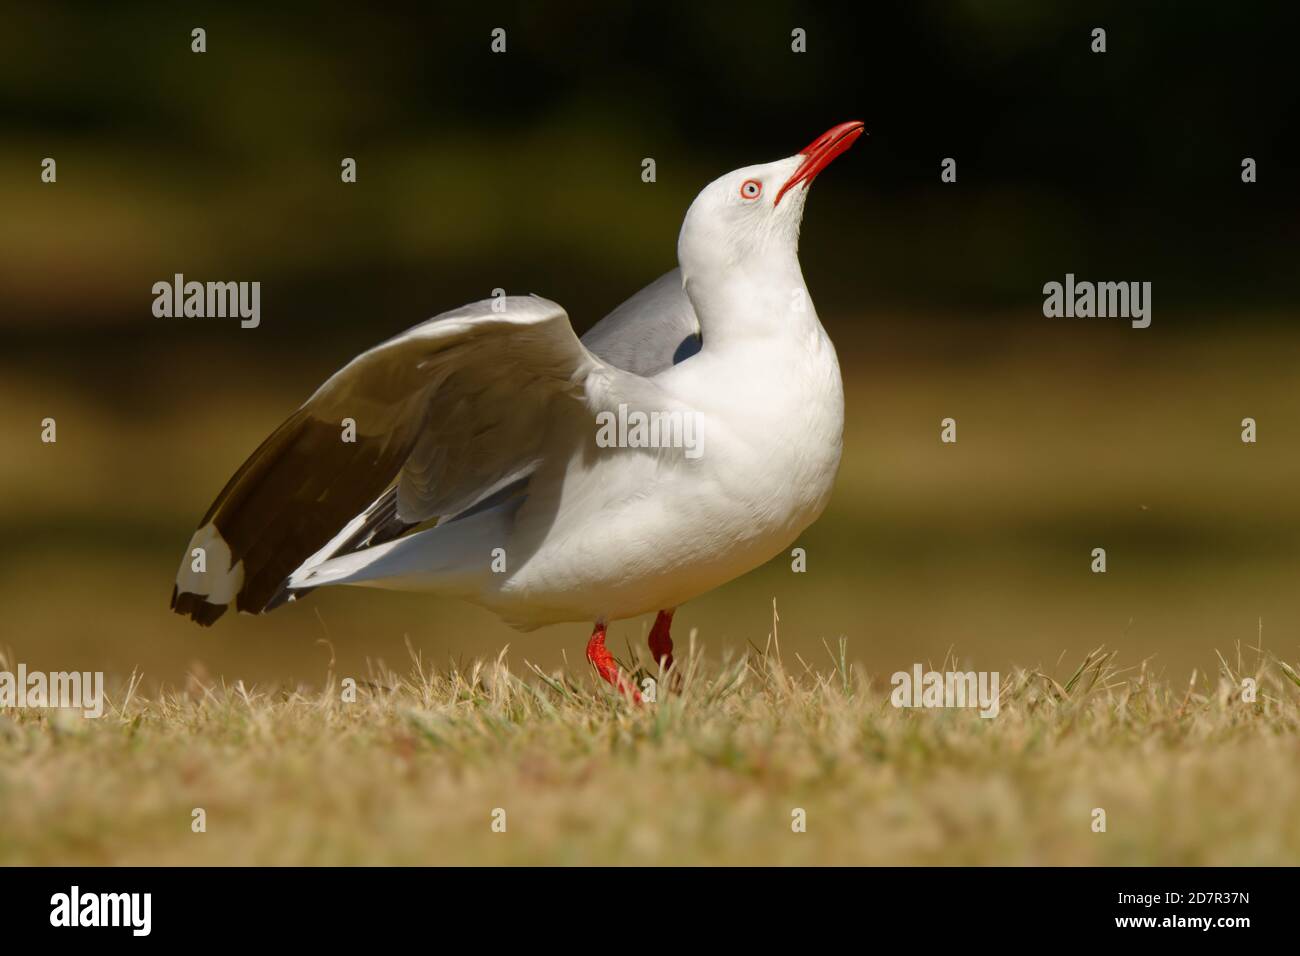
<box><xmin>2</xmin><ymin>630</ymin><xmax>1298</xmax><ymax>866</ymax></box>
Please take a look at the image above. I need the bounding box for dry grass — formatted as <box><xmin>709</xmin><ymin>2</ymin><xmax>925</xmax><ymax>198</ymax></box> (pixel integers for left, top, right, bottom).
<box><xmin>2</xmin><ymin>635</ymin><xmax>1298</xmax><ymax>866</ymax></box>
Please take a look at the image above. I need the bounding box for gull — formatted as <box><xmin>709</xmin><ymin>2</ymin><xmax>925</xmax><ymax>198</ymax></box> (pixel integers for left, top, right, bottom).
<box><xmin>172</xmin><ymin>121</ymin><xmax>866</xmax><ymax>699</ymax></box>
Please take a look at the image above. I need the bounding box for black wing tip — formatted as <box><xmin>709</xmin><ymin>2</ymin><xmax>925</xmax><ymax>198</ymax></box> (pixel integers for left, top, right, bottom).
<box><xmin>170</xmin><ymin>586</ymin><xmax>229</xmax><ymax>627</ymax></box>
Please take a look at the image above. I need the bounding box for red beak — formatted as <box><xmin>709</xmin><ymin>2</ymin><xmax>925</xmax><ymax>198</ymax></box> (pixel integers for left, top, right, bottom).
<box><xmin>774</xmin><ymin>120</ymin><xmax>866</xmax><ymax>206</ymax></box>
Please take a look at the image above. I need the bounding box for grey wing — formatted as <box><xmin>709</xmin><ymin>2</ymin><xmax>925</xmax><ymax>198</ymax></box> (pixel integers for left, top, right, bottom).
<box><xmin>178</xmin><ymin>272</ymin><xmax>699</xmax><ymax>625</ymax></box>
<box><xmin>170</xmin><ymin>296</ymin><xmax>602</xmax><ymax>624</ymax></box>
<box><xmin>392</xmin><ymin>269</ymin><xmax>701</xmax><ymax>527</ymax></box>
<box><xmin>397</xmin><ymin>269</ymin><xmax>702</xmax><ymax>528</ymax></box>
<box><xmin>579</xmin><ymin>268</ymin><xmax>701</xmax><ymax>376</ymax></box>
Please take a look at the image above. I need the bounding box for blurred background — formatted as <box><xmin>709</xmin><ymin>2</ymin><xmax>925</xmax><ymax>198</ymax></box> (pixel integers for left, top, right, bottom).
<box><xmin>2</xmin><ymin>1</ymin><xmax>1298</xmax><ymax>689</ymax></box>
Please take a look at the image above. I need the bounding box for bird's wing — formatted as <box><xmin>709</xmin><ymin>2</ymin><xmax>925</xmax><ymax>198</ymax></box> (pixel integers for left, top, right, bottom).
<box><xmin>386</xmin><ymin>268</ymin><xmax>699</xmax><ymax>527</ymax></box>
<box><xmin>171</xmin><ymin>295</ymin><xmax>608</xmax><ymax>625</ymax></box>
<box><xmin>580</xmin><ymin>268</ymin><xmax>701</xmax><ymax>375</ymax></box>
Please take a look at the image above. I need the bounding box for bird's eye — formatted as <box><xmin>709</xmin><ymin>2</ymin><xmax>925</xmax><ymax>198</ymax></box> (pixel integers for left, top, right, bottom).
<box><xmin>740</xmin><ymin>179</ymin><xmax>762</xmax><ymax>200</ymax></box>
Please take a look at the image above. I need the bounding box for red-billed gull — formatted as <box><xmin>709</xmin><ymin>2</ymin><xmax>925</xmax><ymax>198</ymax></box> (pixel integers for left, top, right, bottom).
<box><xmin>172</xmin><ymin>121</ymin><xmax>867</xmax><ymax>699</ymax></box>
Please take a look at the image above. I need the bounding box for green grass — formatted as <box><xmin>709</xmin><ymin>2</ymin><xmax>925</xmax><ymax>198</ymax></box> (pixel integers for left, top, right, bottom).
<box><xmin>2</xmin><ymin>637</ymin><xmax>1298</xmax><ymax>865</ymax></box>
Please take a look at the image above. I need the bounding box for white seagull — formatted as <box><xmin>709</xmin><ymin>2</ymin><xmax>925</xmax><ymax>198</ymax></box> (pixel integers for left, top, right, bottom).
<box><xmin>173</xmin><ymin>121</ymin><xmax>866</xmax><ymax>698</ymax></box>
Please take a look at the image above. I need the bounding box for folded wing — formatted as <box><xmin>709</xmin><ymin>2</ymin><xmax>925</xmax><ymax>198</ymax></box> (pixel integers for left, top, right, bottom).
<box><xmin>580</xmin><ymin>268</ymin><xmax>701</xmax><ymax>375</ymax></box>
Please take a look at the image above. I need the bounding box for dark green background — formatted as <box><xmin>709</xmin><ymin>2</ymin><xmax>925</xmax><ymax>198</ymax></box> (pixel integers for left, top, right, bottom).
<box><xmin>2</xmin><ymin>2</ymin><xmax>1298</xmax><ymax>688</ymax></box>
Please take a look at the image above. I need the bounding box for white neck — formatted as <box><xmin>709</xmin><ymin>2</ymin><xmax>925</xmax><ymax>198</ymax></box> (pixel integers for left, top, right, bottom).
<box><xmin>683</xmin><ymin>251</ymin><xmax>817</xmax><ymax>351</ymax></box>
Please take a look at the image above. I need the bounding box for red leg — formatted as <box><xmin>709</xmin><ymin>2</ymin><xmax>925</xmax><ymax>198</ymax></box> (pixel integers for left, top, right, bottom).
<box><xmin>648</xmin><ymin>609</ymin><xmax>675</xmax><ymax>672</ymax></box>
<box><xmin>587</xmin><ymin>621</ymin><xmax>641</xmax><ymax>702</ymax></box>
<box><xmin>649</xmin><ymin>608</ymin><xmax>684</xmax><ymax>691</ymax></box>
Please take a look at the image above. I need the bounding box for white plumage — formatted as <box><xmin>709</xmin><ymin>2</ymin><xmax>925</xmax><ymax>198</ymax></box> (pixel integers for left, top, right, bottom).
<box><xmin>172</xmin><ymin>122</ymin><xmax>865</xmax><ymax>678</ymax></box>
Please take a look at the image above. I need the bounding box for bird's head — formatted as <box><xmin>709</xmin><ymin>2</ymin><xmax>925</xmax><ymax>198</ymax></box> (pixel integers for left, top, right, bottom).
<box><xmin>678</xmin><ymin>121</ymin><xmax>865</xmax><ymax>281</ymax></box>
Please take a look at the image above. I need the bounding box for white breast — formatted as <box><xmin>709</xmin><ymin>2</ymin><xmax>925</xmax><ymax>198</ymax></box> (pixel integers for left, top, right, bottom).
<box><xmin>487</xmin><ymin>317</ymin><xmax>844</xmax><ymax>627</ymax></box>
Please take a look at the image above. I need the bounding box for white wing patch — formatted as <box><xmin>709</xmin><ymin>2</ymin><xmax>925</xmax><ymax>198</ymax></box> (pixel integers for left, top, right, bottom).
<box><xmin>175</xmin><ymin>522</ymin><xmax>245</xmax><ymax>605</ymax></box>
